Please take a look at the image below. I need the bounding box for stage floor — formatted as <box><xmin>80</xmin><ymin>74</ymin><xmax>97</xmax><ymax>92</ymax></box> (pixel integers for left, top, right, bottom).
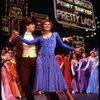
<box><xmin>17</xmin><ymin>93</ymin><xmax>99</xmax><ymax>100</ymax></box>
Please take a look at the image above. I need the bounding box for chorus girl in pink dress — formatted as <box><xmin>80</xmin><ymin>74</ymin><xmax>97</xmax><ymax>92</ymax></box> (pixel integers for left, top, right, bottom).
<box><xmin>1</xmin><ymin>48</ymin><xmax>16</xmax><ymax>100</ymax></box>
<box><xmin>1</xmin><ymin>47</ymin><xmax>21</xmax><ymax>99</ymax></box>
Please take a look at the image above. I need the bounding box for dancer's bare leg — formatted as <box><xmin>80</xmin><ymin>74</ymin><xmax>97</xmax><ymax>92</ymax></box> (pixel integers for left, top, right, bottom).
<box><xmin>64</xmin><ymin>89</ymin><xmax>74</xmax><ymax>100</ymax></box>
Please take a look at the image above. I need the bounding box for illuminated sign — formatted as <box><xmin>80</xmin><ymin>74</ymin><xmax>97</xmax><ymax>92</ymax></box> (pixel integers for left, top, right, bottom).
<box><xmin>7</xmin><ymin>0</ymin><xmax>26</xmax><ymax>16</ymax></box>
<box><xmin>2</xmin><ymin>0</ymin><xmax>27</xmax><ymax>34</ymax></box>
<box><xmin>9</xmin><ymin>7</ymin><xmax>22</xmax><ymax>19</ymax></box>
<box><xmin>31</xmin><ymin>12</ymin><xmax>49</xmax><ymax>30</ymax></box>
<box><xmin>53</xmin><ymin>0</ymin><xmax>96</xmax><ymax>31</ymax></box>
<box><xmin>1</xmin><ymin>16</ymin><xmax>10</xmax><ymax>35</ymax></box>
<box><xmin>8</xmin><ymin>7</ymin><xmax>23</xmax><ymax>31</ymax></box>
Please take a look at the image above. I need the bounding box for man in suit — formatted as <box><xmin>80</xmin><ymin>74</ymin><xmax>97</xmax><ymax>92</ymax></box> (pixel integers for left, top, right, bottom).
<box><xmin>8</xmin><ymin>17</ymin><xmax>39</xmax><ymax>100</ymax></box>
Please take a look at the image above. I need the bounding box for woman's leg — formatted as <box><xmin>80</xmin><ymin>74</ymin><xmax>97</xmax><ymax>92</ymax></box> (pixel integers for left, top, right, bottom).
<box><xmin>64</xmin><ymin>89</ymin><xmax>74</xmax><ymax>100</ymax></box>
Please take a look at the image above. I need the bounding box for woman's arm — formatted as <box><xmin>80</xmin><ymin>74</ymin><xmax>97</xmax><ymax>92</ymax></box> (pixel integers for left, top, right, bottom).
<box><xmin>17</xmin><ymin>36</ymin><xmax>40</xmax><ymax>45</ymax></box>
<box><xmin>56</xmin><ymin>32</ymin><xmax>75</xmax><ymax>51</ymax></box>
<box><xmin>11</xmin><ymin>30</ymin><xmax>40</xmax><ymax>45</ymax></box>
<box><xmin>83</xmin><ymin>58</ymin><xmax>90</xmax><ymax>71</ymax></box>
<box><xmin>71</xmin><ymin>65</ymin><xmax>75</xmax><ymax>76</ymax></box>
<box><xmin>76</xmin><ymin>60</ymin><xmax>82</xmax><ymax>71</ymax></box>
<box><xmin>56</xmin><ymin>32</ymin><xmax>82</xmax><ymax>52</ymax></box>
<box><xmin>71</xmin><ymin>60</ymin><xmax>75</xmax><ymax>75</ymax></box>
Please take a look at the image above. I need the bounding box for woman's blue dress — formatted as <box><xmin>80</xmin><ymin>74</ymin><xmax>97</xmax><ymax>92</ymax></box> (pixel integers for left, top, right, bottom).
<box><xmin>86</xmin><ymin>57</ymin><xmax>99</xmax><ymax>94</ymax></box>
<box><xmin>18</xmin><ymin>32</ymin><xmax>75</xmax><ymax>92</ymax></box>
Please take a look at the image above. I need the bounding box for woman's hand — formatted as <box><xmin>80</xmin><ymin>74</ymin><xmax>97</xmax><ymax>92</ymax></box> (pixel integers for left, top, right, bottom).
<box><xmin>10</xmin><ymin>30</ymin><xmax>19</xmax><ymax>40</ymax></box>
<box><xmin>12</xmin><ymin>30</ymin><xmax>19</xmax><ymax>37</ymax></box>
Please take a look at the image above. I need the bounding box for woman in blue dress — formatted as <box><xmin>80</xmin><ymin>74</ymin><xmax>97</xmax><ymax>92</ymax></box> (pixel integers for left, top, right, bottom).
<box><xmin>83</xmin><ymin>51</ymin><xmax>99</xmax><ymax>94</ymax></box>
<box><xmin>13</xmin><ymin>19</ymin><xmax>81</xmax><ymax>100</ymax></box>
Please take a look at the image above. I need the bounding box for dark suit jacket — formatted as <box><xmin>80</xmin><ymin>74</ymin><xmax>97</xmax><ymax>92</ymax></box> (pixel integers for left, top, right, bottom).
<box><xmin>6</xmin><ymin>32</ymin><xmax>40</xmax><ymax>74</ymax></box>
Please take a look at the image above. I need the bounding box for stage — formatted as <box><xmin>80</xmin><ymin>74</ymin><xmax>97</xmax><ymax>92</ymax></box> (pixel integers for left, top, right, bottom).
<box><xmin>17</xmin><ymin>93</ymin><xmax>99</xmax><ymax>100</ymax></box>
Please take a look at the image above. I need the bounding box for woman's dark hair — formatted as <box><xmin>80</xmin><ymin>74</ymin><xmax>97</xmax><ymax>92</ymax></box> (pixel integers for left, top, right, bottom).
<box><xmin>69</xmin><ymin>53</ymin><xmax>77</xmax><ymax>61</ymax></box>
<box><xmin>41</xmin><ymin>19</ymin><xmax>53</xmax><ymax>32</ymax></box>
